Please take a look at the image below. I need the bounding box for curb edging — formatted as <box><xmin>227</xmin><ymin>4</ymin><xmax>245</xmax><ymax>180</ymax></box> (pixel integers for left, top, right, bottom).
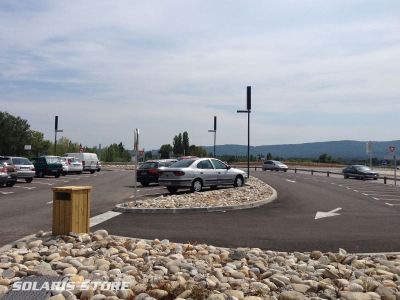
<box><xmin>113</xmin><ymin>184</ymin><xmax>278</xmax><ymax>214</ymax></box>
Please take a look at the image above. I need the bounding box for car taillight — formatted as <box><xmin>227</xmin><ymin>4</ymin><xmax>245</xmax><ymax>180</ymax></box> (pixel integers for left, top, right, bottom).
<box><xmin>0</xmin><ymin>166</ymin><xmax>7</xmax><ymax>173</ymax></box>
<box><xmin>173</xmin><ymin>171</ymin><xmax>185</xmax><ymax>176</ymax></box>
<box><xmin>148</xmin><ymin>168</ymin><xmax>158</xmax><ymax>175</ymax></box>
<box><xmin>31</xmin><ymin>167</ymin><xmax>35</xmax><ymax>171</ymax></box>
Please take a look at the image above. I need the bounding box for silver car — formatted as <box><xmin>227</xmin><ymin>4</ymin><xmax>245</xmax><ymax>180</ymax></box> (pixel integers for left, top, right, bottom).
<box><xmin>158</xmin><ymin>158</ymin><xmax>247</xmax><ymax>193</ymax></box>
<box><xmin>8</xmin><ymin>157</ymin><xmax>35</xmax><ymax>183</ymax></box>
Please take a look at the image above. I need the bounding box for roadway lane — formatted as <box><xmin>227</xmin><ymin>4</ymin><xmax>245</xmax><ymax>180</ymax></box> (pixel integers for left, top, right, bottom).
<box><xmin>0</xmin><ymin>170</ymin><xmax>166</xmax><ymax>246</ymax></box>
<box><xmin>94</xmin><ymin>171</ymin><xmax>400</xmax><ymax>252</ymax></box>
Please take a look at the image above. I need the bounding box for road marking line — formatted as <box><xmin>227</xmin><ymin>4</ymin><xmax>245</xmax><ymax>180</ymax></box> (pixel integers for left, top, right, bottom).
<box><xmin>385</xmin><ymin>203</ymin><xmax>400</xmax><ymax>206</ymax></box>
<box><xmin>285</xmin><ymin>179</ymin><xmax>296</xmax><ymax>183</ymax></box>
<box><xmin>47</xmin><ymin>201</ymin><xmax>53</xmax><ymax>204</ymax></box>
<box><xmin>0</xmin><ymin>191</ymin><xmax>14</xmax><ymax>195</ymax></box>
<box><xmin>362</xmin><ymin>193</ymin><xmax>369</xmax><ymax>196</ymax></box>
<box><xmin>90</xmin><ymin>211</ymin><xmax>122</xmax><ymax>227</ymax></box>
<box><xmin>353</xmin><ymin>190</ymin><xmax>359</xmax><ymax>192</ymax></box>
<box><xmin>34</xmin><ymin>182</ymin><xmax>53</xmax><ymax>186</ymax></box>
<box><xmin>372</xmin><ymin>197</ymin><xmax>380</xmax><ymax>200</ymax></box>
<box><xmin>14</xmin><ymin>186</ymin><xmax>36</xmax><ymax>190</ymax></box>
<box><xmin>331</xmin><ymin>183</ymin><xmax>336</xmax><ymax>185</ymax></box>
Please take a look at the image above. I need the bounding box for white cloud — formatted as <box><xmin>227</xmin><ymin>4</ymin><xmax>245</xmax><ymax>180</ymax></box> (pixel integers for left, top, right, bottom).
<box><xmin>1</xmin><ymin>1</ymin><xmax>400</xmax><ymax>149</ymax></box>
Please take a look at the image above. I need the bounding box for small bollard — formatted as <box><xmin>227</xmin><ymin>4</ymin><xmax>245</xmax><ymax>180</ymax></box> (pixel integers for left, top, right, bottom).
<box><xmin>327</xmin><ymin>171</ymin><xmax>330</xmax><ymax>177</ymax></box>
<box><xmin>311</xmin><ymin>170</ymin><xmax>314</xmax><ymax>175</ymax></box>
<box><xmin>384</xmin><ymin>176</ymin><xmax>387</xmax><ymax>184</ymax></box>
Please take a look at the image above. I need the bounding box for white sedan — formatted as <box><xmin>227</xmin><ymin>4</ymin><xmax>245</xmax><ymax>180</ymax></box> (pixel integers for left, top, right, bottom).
<box><xmin>60</xmin><ymin>157</ymin><xmax>83</xmax><ymax>175</ymax></box>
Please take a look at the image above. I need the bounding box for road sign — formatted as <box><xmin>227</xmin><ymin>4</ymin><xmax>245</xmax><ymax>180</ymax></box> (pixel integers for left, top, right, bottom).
<box><xmin>24</xmin><ymin>145</ymin><xmax>32</xmax><ymax>150</ymax></box>
<box><xmin>389</xmin><ymin>146</ymin><xmax>396</xmax><ymax>153</ymax></box>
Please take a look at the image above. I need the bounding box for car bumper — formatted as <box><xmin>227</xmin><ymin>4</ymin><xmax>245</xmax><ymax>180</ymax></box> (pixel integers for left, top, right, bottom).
<box><xmin>16</xmin><ymin>171</ymin><xmax>35</xmax><ymax>178</ymax></box>
<box><xmin>158</xmin><ymin>179</ymin><xmax>193</xmax><ymax>187</ymax></box>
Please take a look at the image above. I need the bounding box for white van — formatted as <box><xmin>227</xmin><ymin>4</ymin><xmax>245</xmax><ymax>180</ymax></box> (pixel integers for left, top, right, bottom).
<box><xmin>63</xmin><ymin>153</ymin><xmax>99</xmax><ymax>174</ymax></box>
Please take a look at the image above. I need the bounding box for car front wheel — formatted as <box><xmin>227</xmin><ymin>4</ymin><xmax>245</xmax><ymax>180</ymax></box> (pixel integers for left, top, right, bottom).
<box><xmin>191</xmin><ymin>179</ymin><xmax>203</xmax><ymax>192</ymax></box>
<box><xmin>6</xmin><ymin>181</ymin><xmax>16</xmax><ymax>187</ymax></box>
<box><xmin>55</xmin><ymin>173</ymin><xmax>60</xmax><ymax>178</ymax></box>
<box><xmin>25</xmin><ymin>178</ymin><xmax>33</xmax><ymax>183</ymax></box>
<box><xmin>167</xmin><ymin>186</ymin><xmax>178</xmax><ymax>194</ymax></box>
<box><xmin>234</xmin><ymin>175</ymin><xmax>244</xmax><ymax>187</ymax></box>
<box><xmin>140</xmin><ymin>181</ymin><xmax>149</xmax><ymax>187</ymax></box>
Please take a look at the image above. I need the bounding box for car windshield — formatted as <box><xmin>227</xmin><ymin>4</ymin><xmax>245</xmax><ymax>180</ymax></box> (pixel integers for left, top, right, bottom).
<box><xmin>45</xmin><ymin>157</ymin><xmax>61</xmax><ymax>163</ymax></box>
<box><xmin>355</xmin><ymin>166</ymin><xmax>371</xmax><ymax>171</ymax></box>
<box><xmin>12</xmin><ymin>158</ymin><xmax>31</xmax><ymax>165</ymax></box>
<box><xmin>139</xmin><ymin>162</ymin><xmax>158</xmax><ymax>169</ymax></box>
<box><xmin>0</xmin><ymin>157</ymin><xmax>12</xmax><ymax>164</ymax></box>
<box><xmin>169</xmin><ymin>159</ymin><xmax>196</xmax><ymax>168</ymax></box>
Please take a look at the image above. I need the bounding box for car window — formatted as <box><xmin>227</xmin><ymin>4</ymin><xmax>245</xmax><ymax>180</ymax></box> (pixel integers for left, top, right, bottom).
<box><xmin>165</xmin><ymin>161</ymin><xmax>176</xmax><ymax>167</ymax></box>
<box><xmin>0</xmin><ymin>157</ymin><xmax>12</xmax><ymax>164</ymax></box>
<box><xmin>169</xmin><ymin>159</ymin><xmax>196</xmax><ymax>168</ymax></box>
<box><xmin>197</xmin><ymin>160</ymin><xmax>214</xmax><ymax>169</ymax></box>
<box><xmin>264</xmin><ymin>161</ymin><xmax>272</xmax><ymax>164</ymax></box>
<box><xmin>46</xmin><ymin>157</ymin><xmax>61</xmax><ymax>163</ymax></box>
<box><xmin>211</xmin><ymin>159</ymin><xmax>227</xmax><ymax>169</ymax></box>
<box><xmin>139</xmin><ymin>162</ymin><xmax>158</xmax><ymax>169</ymax></box>
<box><xmin>12</xmin><ymin>158</ymin><xmax>31</xmax><ymax>165</ymax></box>
<box><xmin>355</xmin><ymin>166</ymin><xmax>370</xmax><ymax>171</ymax></box>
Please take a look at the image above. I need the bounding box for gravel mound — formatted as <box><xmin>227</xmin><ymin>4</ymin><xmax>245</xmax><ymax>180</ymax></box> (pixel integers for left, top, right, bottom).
<box><xmin>1</xmin><ymin>230</ymin><xmax>400</xmax><ymax>299</ymax></box>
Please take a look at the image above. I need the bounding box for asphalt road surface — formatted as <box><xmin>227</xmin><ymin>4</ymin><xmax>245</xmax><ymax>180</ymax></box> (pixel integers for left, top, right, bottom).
<box><xmin>93</xmin><ymin>170</ymin><xmax>400</xmax><ymax>253</ymax></box>
<box><xmin>1</xmin><ymin>168</ymin><xmax>400</xmax><ymax>252</ymax></box>
<box><xmin>0</xmin><ymin>169</ymin><xmax>164</xmax><ymax>246</ymax></box>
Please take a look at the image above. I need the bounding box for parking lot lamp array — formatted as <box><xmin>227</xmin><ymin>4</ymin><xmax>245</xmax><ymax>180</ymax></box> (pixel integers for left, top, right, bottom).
<box><xmin>208</xmin><ymin>116</ymin><xmax>217</xmax><ymax>158</ymax></box>
<box><xmin>237</xmin><ymin>86</ymin><xmax>251</xmax><ymax>178</ymax></box>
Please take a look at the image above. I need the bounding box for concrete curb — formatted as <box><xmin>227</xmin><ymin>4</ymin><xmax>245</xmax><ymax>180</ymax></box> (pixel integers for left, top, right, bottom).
<box><xmin>113</xmin><ymin>184</ymin><xmax>278</xmax><ymax>214</ymax></box>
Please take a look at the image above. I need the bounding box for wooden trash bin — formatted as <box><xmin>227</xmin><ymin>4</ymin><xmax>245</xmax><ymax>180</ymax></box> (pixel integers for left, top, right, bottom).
<box><xmin>52</xmin><ymin>186</ymin><xmax>92</xmax><ymax>235</ymax></box>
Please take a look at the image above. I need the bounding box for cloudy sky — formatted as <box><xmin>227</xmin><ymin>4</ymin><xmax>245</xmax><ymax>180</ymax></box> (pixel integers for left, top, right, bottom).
<box><xmin>1</xmin><ymin>1</ymin><xmax>399</xmax><ymax>150</ymax></box>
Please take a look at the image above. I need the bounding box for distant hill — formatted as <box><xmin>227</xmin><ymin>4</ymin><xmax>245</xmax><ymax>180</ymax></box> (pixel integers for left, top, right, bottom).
<box><xmin>203</xmin><ymin>140</ymin><xmax>400</xmax><ymax>160</ymax></box>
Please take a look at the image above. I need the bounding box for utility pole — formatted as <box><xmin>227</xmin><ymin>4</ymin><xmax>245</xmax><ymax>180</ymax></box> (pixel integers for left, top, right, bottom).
<box><xmin>208</xmin><ymin>116</ymin><xmax>217</xmax><ymax>158</ymax></box>
<box><xmin>237</xmin><ymin>86</ymin><xmax>251</xmax><ymax>178</ymax></box>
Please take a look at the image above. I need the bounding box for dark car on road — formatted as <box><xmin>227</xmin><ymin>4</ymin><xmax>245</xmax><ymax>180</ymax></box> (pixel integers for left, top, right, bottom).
<box><xmin>32</xmin><ymin>156</ymin><xmax>63</xmax><ymax>178</ymax></box>
<box><xmin>0</xmin><ymin>157</ymin><xmax>17</xmax><ymax>187</ymax></box>
<box><xmin>342</xmin><ymin>165</ymin><xmax>379</xmax><ymax>180</ymax></box>
<box><xmin>137</xmin><ymin>159</ymin><xmax>177</xmax><ymax>186</ymax></box>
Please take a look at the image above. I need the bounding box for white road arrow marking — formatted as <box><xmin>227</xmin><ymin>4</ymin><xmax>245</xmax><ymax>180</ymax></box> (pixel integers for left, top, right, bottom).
<box><xmin>286</xmin><ymin>179</ymin><xmax>296</xmax><ymax>183</ymax></box>
<box><xmin>385</xmin><ymin>203</ymin><xmax>400</xmax><ymax>206</ymax></box>
<box><xmin>315</xmin><ymin>207</ymin><xmax>342</xmax><ymax>220</ymax></box>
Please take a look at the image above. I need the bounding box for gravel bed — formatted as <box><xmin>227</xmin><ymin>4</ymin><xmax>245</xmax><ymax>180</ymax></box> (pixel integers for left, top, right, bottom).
<box><xmin>123</xmin><ymin>177</ymin><xmax>273</xmax><ymax>209</ymax></box>
<box><xmin>1</xmin><ymin>231</ymin><xmax>400</xmax><ymax>299</ymax></box>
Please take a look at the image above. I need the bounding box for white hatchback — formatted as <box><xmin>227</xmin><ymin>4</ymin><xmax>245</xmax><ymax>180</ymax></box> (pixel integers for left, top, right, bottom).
<box><xmin>60</xmin><ymin>157</ymin><xmax>83</xmax><ymax>174</ymax></box>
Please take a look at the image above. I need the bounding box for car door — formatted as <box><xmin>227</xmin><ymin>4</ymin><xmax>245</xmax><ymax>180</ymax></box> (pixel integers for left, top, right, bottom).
<box><xmin>211</xmin><ymin>159</ymin><xmax>232</xmax><ymax>185</ymax></box>
<box><xmin>196</xmin><ymin>160</ymin><xmax>218</xmax><ymax>187</ymax></box>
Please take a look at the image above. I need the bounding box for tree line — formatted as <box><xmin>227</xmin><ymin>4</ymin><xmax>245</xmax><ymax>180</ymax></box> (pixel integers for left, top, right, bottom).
<box><xmin>0</xmin><ymin>111</ymin><xmax>131</xmax><ymax>162</ymax></box>
<box><xmin>157</xmin><ymin>131</ymin><xmax>208</xmax><ymax>159</ymax></box>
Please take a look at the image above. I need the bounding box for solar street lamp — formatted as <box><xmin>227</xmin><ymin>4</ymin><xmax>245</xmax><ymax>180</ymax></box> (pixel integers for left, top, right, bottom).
<box><xmin>237</xmin><ymin>86</ymin><xmax>251</xmax><ymax>178</ymax></box>
<box><xmin>208</xmin><ymin>116</ymin><xmax>217</xmax><ymax>158</ymax></box>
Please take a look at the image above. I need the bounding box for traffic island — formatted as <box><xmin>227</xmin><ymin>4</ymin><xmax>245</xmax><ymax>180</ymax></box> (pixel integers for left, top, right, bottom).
<box><xmin>114</xmin><ymin>177</ymin><xmax>277</xmax><ymax>213</ymax></box>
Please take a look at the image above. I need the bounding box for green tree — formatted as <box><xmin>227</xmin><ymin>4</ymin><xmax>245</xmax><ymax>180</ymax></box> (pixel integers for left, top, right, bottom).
<box><xmin>29</xmin><ymin>131</ymin><xmax>51</xmax><ymax>157</ymax></box>
<box><xmin>173</xmin><ymin>134</ymin><xmax>184</xmax><ymax>156</ymax></box>
<box><xmin>159</xmin><ymin>144</ymin><xmax>173</xmax><ymax>159</ymax></box>
<box><xmin>0</xmin><ymin>111</ymin><xmax>32</xmax><ymax>155</ymax></box>
<box><xmin>182</xmin><ymin>131</ymin><xmax>189</xmax><ymax>155</ymax></box>
<box><xmin>188</xmin><ymin>145</ymin><xmax>207</xmax><ymax>157</ymax></box>
<box><xmin>266</xmin><ymin>152</ymin><xmax>273</xmax><ymax>160</ymax></box>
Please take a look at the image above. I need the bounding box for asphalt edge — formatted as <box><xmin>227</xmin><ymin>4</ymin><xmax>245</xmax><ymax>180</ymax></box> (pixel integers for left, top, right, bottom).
<box><xmin>113</xmin><ymin>184</ymin><xmax>278</xmax><ymax>214</ymax></box>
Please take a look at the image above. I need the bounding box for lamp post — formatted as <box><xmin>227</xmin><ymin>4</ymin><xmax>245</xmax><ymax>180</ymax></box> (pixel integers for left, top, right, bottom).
<box><xmin>54</xmin><ymin>116</ymin><xmax>63</xmax><ymax>155</ymax></box>
<box><xmin>208</xmin><ymin>116</ymin><xmax>217</xmax><ymax>158</ymax></box>
<box><xmin>237</xmin><ymin>86</ymin><xmax>251</xmax><ymax>178</ymax></box>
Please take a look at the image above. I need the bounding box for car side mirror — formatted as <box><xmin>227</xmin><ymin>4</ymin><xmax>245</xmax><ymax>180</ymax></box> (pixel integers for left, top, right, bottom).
<box><xmin>227</xmin><ymin>165</ymin><xmax>231</xmax><ymax>170</ymax></box>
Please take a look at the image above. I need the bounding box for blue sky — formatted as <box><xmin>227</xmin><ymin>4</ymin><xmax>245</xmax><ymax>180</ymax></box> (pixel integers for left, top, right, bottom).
<box><xmin>1</xmin><ymin>0</ymin><xmax>400</xmax><ymax>149</ymax></box>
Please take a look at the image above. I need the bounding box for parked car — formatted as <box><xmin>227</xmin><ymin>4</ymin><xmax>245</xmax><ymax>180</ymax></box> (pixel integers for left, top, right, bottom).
<box><xmin>178</xmin><ymin>156</ymin><xmax>198</xmax><ymax>161</ymax></box>
<box><xmin>64</xmin><ymin>153</ymin><xmax>99</xmax><ymax>174</ymax></box>
<box><xmin>32</xmin><ymin>156</ymin><xmax>63</xmax><ymax>178</ymax></box>
<box><xmin>60</xmin><ymin>157</ymin><xmax>83</xmax><ymax>175</ymax></box>
<box><xmin>137</xmin><ymin>159</ymin><xmax>178</xmax><ymax>186</ymax></box>
<box><xmin>158</xmin><ymin>158</ymin><xmax>246</xmax><ymax>193</ymax></box>
<box><xmin>262</xmin><ymin>160</ymin><xmax>288</xmax><ymax>172</ymax></box>
<box><xmin>0</xmin><ymin>158</ymin><xmax>17</xmax><ymax>187</ymax></box>
<box><xmin>7</xmin><ymin>157</ymin><xmax>35</xmax><ymax>183</ymax></box>
<box><xmin>342</xmin><ymin>165</ymin><xmax>379</xmax><ymax>180</ymax></box>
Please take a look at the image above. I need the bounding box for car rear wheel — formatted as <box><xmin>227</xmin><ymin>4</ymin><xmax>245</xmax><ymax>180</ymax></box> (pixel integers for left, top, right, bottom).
<box><xmin>191</xmin><ymin>179</ymin><xmax>203</xmax><ymax>192</ymax></box>
<box><xmin>167</xmin><ymin>186</ymin><xmax>178</xmax><ymax>193</ymax></box>
<box><xmin>6</xmin><ymin>181</ymin><xmax>15</xmax><ymax>187</ymax></box>
<box><xmin>25</xmin><ymin>178</ymin><xmax>33</xmax><ymax>183</ymax></box>
<box><xmin>140</xmin><ymin>181</ymin><xmax>149</xmax><ymax>187</ymax></box>
<box><xmin>234</xmin><ymin>175</ymin><xmax>244</xmax><ymax>187</ymax></box>
<box><xmin>90</xmin><ymin>170</ymin><xmax>95</xmax><ymax>174</ymax></box>
<box><xmin>344</xmin><ymin>175</ymin><xmax>349</xmax><ymax>179</ymax></box>
<box><xmin>55</xmin><ymin>173</ymin><xmax>60</xmax><ymax>178</ymax></box>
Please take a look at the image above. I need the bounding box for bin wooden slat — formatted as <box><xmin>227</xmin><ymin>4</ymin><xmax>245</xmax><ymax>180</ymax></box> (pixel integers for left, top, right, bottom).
<box><xmin>52</xmin><ymin>186</ymin><xmax>92</xmax><ymax>235</ymax></box>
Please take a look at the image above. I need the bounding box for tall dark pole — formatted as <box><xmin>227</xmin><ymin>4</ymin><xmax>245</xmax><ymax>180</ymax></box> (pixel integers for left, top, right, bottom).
<box><xmin>208</xmin><ymin>116</ymin><xmax>217</xmax><ymax>158</ymax></box>
<box><xmin>237</xmin><ymin>86</ymin><xmax>251</xmax><ymax>178</ymax></box>
<box><xmin>54</xmin><ymin>116</ymin><xmax>58</xmax><ymax>155</ymax></box>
